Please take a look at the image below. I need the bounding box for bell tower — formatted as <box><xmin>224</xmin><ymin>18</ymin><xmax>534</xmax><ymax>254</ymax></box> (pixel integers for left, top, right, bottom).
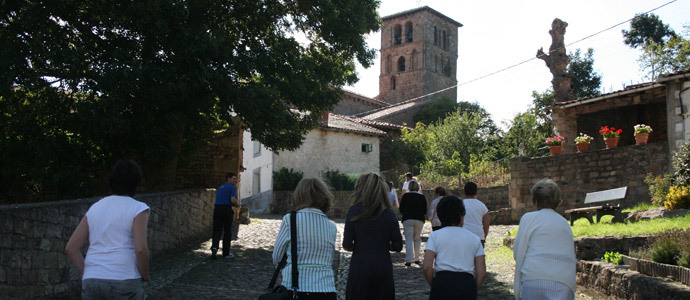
<box><xmin>378</xmin><ymin>6</ymin><xmax>462</xmax><ymax>105</ymax></box>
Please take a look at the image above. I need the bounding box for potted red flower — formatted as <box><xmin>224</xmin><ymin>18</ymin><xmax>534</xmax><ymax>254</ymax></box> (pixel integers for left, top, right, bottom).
<box><xmin>599</xmin><ymin>126</ymin><xmax>622</xmax><ymax>149</ymax></box>
<box><xmin>545</xmin><ymin>136</ymin><xmax>566</xmax><ymax>156</ymax></box>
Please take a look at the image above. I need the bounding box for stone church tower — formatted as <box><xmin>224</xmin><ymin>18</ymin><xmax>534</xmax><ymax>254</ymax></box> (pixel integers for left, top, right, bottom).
<box><xmin>378</xmin><ymin>7</ymin><xmax>462</xmax><ymax>105</ymax></box>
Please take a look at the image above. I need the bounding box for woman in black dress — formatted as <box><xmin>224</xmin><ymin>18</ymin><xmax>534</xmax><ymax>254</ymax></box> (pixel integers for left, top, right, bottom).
<box><xmin>343</xmin><ymin>173</ymin><xmax>403</xmax><ymax>300</ymax></box>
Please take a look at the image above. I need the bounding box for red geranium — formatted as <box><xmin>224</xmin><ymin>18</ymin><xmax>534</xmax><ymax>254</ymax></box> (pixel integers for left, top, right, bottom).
<box><xmin>599</xmin><ymin>126</ymin><xmax>622</xmax><ymax>138</ymax></box>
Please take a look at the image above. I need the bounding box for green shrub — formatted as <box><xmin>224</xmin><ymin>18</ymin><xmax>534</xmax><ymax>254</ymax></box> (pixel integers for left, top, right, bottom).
<box><xmin>648</xmin><ymin>229</ymin><xmax>690</xmax><ymax>265</ymax></box>
<box><xmin>601</xmin><ymin>251</ymin><xmax>624</xmax><ymax>265</ymax></box>
<box><xmin>645</xmin><ymin>173</ymin><xmax>673</xmax><ymax>206</ymax></box>
<box><xmin>672</xmin><ymin>142</ymin><xmax>690</xmax><ymax>186</ymax></box>
<box><xmin>664</xmin><ymin>185</ymin><xmax>690</xmax><ymax>211</ymax></box>
<box><xmin>323</xmin><ymin>170</ymin><xmax>358</xmax><ymax>191</ymax></box>
<box><xmin>679</xmin><ymin>249</ymin><xmax>690</xmax><ymax>268</ymax></box>
<box><xmin>272</xmin><ymin>168</ymin><xmax>303</xmax><ymax>191</ymax></box>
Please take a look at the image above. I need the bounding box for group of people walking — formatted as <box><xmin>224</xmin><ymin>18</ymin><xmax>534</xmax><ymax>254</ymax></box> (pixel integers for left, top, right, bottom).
<box><xmin>64</xmin><ymin>160</ymin><xmax>576</xmax><ymax>300</ymax></box>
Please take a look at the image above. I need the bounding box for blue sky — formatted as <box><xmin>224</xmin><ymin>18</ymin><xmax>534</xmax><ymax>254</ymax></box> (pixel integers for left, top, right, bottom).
<box><xmin>345</xmin><ymin>0</ymin><xmax>690</xmax><ymax>127</ymax></box>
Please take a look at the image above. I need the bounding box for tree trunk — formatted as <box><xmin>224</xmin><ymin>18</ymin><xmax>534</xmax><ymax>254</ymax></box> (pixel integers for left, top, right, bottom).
<box><xmin>536</xmin><ymin>18</ymin><xmax>573</xmax><ymax>103</ymax></box>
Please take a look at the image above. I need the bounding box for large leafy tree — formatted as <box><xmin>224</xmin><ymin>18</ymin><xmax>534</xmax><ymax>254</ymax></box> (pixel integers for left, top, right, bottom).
<box><xmin>568</xmin><ymin>48</ymin><xmax>602</xmax><ymax>99</ymax></box>
<box><xmin>639</xmin><ymin>26</ymin><xmax>690</xmax><ymax>80</ymax></box>
<box><xmin>0</xmin><ymin>0</ymin><xmax>380</xmax><ymax>199</ymax></box>
<box><xmin>622</xmin><ymin>13</ymin><xmax>677</xmax><ymax>49</ymax></box>
<box><xmin>414</xmin><ymin>98</ymin><xmax>499</xmax><ymax>135</ymax></box>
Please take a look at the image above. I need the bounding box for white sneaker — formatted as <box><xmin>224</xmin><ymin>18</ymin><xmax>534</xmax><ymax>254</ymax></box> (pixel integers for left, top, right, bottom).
<box><xmin>223</xmin><ymin>253</ymin><xmax>234</xmax><ymax>258</ymax></box>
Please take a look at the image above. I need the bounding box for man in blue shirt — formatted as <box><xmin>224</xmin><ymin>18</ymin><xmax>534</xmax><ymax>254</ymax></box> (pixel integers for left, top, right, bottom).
<box><xmin>211</xmin><ymin>172</ymin><xmax>240</xmax><ymax>259</ymax></box>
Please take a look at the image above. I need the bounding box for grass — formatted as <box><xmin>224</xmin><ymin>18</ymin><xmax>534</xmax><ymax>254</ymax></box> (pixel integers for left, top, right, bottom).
<box><xmin>622</xmin><ymin>202</ymin><xmax>663</xmax><ymax>213</ymax></box>
<box><xmin>485</xmin><ymin>244</ymin><xmax>514</xmax><ymax>265</ymax></box>
<box><xmin>508</xmin><ymin>214</ymin><xmax>690</xmax><ymax>238</ymax></box>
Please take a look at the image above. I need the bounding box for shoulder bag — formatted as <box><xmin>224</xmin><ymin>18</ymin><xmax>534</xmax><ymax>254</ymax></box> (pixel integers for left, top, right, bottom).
<box><xmin>258</xmin><ymin>211</ymin><xmax>299</xmax><ymax>300</ymax></box>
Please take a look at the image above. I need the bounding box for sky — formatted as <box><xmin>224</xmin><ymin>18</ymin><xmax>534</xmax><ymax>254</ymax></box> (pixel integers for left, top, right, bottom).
<box><xmin>344</xmin><ymin>0</ymin><xmax>690</xmax><ymax>127</ymax></box>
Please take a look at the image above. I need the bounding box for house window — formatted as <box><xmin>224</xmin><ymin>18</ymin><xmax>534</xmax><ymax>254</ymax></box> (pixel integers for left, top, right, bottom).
<box><xmin>394</xmin><ymin>24</ymin><xmax>402</xmax><ymax>45</ymax></box>
<box><xmin>434</xmin><ymin>26</ymin><xmax>438</xmax><ymax>45</ymax></box>
<box><xmin>252</xmin><ymin>168</ymin><xmax>261</xmax><ymax>195</ymax></box>
<box><xmin>386</xmin><ymin>55</ymin><xmax>391</xmax><ymax>74</ymax></box>
<box><xmin>391</xmin><ymin>76</ymin><xmax>396</xmax><ymax>90</ymax></box>
<box><xmin>361</xmin><ymin>143</ymin><xmax>373</xmax><ymax>153</ymax></box>
<box><xmin>253</xmin><ymin>140</ymin><xmax>261</xmax><ymax>157</ymax></box>
<box><xmin>405</xmin><ymin>22</ymin><xmax>413</xmax><ymax>43</ymax></box>
<box><xmin>397</xmin><ymin>56</ymin><xmax>405</xmax><ymax>72</ymax></box>
<box><xmin>443</xmin><ymin>30</ymin><xmax>447</xmax><ymax>49</ymax></box>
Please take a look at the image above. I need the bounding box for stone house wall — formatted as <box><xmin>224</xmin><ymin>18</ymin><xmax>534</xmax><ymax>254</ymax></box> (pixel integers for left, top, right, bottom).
<box><xmin>0</xmin><ymin>189</ymin><xmax>215</xmax><ymax>299</ymax></box>
<box><xmin>273</xmin><ymin>130</ymin><xmax>380</xmax><ymax>180</ymax></box>
<box><xmin>664</xmin><ymin>78</ymin><xmax>690</xmax><ymax>153</ymax></box>
<box><xmin>509</xmin><ymin>142</ymin><xmax>669</xmax><ymax>221</ymax></box>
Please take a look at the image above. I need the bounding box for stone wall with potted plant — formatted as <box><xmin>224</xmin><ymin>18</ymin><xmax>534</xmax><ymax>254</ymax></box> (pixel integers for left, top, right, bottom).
<box><xmin>599</xmin><ymin>126</ymin><xmax>623</xmax><ymax>149</ymax></box>
<box><xmin>546</xmin><ymin>135</ymin><xmax>566</xmax><ymax>156</ymax></box>
<box><xmin>574</xmin><ymin>133</ymin><xmax>594</xmax><ymax>152</ymax></box>
<box><xmin>634</xmin><ymin>124</ymin><xmax>653</xmax><ymax>145</ymax></box>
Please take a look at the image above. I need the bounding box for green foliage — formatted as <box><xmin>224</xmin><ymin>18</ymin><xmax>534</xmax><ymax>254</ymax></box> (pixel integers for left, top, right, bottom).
<box><xmin>601</xmin><ymin>251</ymin><xmax>624</xmax><ymax>265</ymax></box>
<box><xmin>664</xmin><ymin>185</ymin><xmax>690</xmax><ymax>211</ymax></box>
<box><xmin>323</xmin><ymin>170</ymin><xmax>358</xmax><ymax>191</ymax></box>
<box><xmin>413</xmin><ymin>96</ymin><xmax>458</xmax><ymax>125</ymax></box>
<box><xmin>569</xmin><ymin>214</ymin><xmax>690</xmax><ymax>238</ymax></box>
<box><xmin>672</xmin><ymin>141</ymin><xmax>690</xmax><ymax>186</ymax></box>
<box><xmin>568</xmin><ymin>48</ymin><xmax>602</xmax><ymax>99</ymax></box>
<box><xmin>649</xmin><ymin>229</ymin><xmax>690</xmax><ymax>265</ymax></box>
<box><xmin>498</xmin><ymin>112</ymin><xmax>548</xmax><ymax>159</ymax></box>
<box><xmin>0</xmin><ymin>0</ymin><xmax>380</xmax><ymax>198</ymax></box>
<box><xmin>645</xmin><ymin>173</ymin><xmax>673</xmax><ymax>206</ymax></box>
<box><xmin>640</xmin><ymin>34</ymin><xmax>690</xmax><ymax>80</ymax></box>
<box><xmin>272</xmin><ymin>168</ymin><xmax>303</xmax><ymax>191</ymax></box>
<box><xmin>462</xmin><ymin>154</ymin><xmax>510</xmax><ymax>187</ymax></box>
<box><xmin>402</xmin><ymin>109</ymin><xmax>498</xmax><ymax>178</ymax></box>
<box><xmin>622</xmin><ymin>13</ymin><xmax>677</xmax><ymax>49</ymax></box>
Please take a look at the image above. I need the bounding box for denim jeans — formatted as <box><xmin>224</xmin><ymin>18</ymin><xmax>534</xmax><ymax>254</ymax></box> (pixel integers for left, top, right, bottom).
<box><xmin>82</xmin><ymin>278</ymin><xmax>145</xmax><ymax>300</ymax></box>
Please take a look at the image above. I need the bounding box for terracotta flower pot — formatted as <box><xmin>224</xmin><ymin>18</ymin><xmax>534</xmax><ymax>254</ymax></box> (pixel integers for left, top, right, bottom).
<box><xmin>604</xmin><ymin>138</ymin><xmax>619</xmax><ymax>149</ymax></box>
<box><xmin>576</xmin><ymin>142</ymin><xmax>590</xmax><ymax>152</ymax></box>
<box><xmin>549</xmin><ymin>145</ymin><xmax>563</xmax><ymax>156</ymax></box>
<box><xmin>635</xmin><ymin>133</ymin><xmax>649</xmax><ymax>145</ymax></box>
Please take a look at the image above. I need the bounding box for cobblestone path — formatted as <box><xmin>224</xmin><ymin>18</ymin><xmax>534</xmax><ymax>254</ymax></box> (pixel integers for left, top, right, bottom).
<box><xmin>147</xmin><ymin>215</ymin><xmax>595</xmax><ymax>300</ymax></box>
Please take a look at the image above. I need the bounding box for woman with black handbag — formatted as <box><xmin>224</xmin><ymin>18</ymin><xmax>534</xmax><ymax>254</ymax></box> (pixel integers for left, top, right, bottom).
<box><xmin>268</xmin><ymin>178</ymin><xmax>338</xmax><ymax>300</ymax></box>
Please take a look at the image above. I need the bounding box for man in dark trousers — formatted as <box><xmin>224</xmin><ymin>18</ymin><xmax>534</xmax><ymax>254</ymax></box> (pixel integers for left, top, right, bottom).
<box><xmin>211</xmin><ymin>172</ymin><xmax>240</xmax><ymax>259</ymax></box>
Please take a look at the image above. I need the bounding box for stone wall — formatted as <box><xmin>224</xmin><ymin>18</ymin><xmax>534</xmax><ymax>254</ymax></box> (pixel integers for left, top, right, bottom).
<box><xmin>577</xmin><ymin>260</ymin><xmax>690</xmax><ymax>299</ymax></box>
<box><xmin>0</xmin><ymin>189</ymin><xmax>215</xmax><ymax>299</ymax></box>
<box><xmin>509</xmin><ymin>142</ymin><xmax>669</xmax><ymax>221</ymax></box>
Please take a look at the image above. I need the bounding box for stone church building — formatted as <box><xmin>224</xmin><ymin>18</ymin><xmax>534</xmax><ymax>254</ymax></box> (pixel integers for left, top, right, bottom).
<box><xmin>333</xmin><ymin>6</ymin><xmax>462</xmax><ymax>126</ymax></box>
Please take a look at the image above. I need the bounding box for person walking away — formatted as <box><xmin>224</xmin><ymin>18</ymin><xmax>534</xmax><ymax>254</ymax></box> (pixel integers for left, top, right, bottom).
<box><xmin>401</xmin><ymin>172</ymin><xmax>422</xmax><ymax>195</ymax></box>
<box><xmin>65</xmin><ymin>161</ymin><xmax>150</xmax><ymax>300</ymax></box>
<box><xmin>387</xmin><ymin>181</ymin><xmax>399</xmax><ymax>208</ymax></box>
<box><xmin>211</xmin><ymin>172</ymin><xmax>240</xmax><ymax>259</ymax></box>
<box><xmin>427</xmin><ymin>187</ymin><xmax>447</xmax><ymax>231</ymax></box>
<box><xmin>423</xmin><ymin>195</ymin><xmax>486</xmax><ymax>300</ymax></box>
<box><xmin>513</xmin><ymin>179</ymin><xmax>576</xmax><ymax>300</ymax></box>
<box><xmin>399</xmin><ymin>180</ymin><xmax>427</xmax><ymax>266</ymax></box>
<box><xmin>343</xmin><ymin>173</ymin><xmax>403</xmax><ymax>300</ymax></box>
<box><xmin>462</xmin><ymin>182</ymin><xmax>490</xmax><ymax>247</ymax></box>
<box><xmin>272</xmin><ymin>178</ymin><xmax>338</xmax><ymax>299</ymax></box>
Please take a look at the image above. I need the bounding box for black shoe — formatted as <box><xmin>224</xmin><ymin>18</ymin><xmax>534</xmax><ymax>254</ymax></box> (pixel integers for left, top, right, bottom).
<box><xmin>211</xmin><ymin>248</ymin><xmax>218</xmax><ymax>260</ymax></box>
<box><xmin>404</xmin><ymin>262</ymin><xmax>411</xmax><ymax>267</ymax></box>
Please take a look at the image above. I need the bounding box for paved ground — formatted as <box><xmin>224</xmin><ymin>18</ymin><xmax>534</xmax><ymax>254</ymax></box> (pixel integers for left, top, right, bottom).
<box><xmin>146</xmin><ymin>214</ymin><xmax>596</xmax><ymax>300</ymax></box>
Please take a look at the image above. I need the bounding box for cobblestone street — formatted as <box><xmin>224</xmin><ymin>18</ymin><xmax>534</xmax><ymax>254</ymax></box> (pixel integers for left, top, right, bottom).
<box><xmin>146</xmin><ymin>215</ymin><xmax>594</xmax><ymax>300</ymax></box>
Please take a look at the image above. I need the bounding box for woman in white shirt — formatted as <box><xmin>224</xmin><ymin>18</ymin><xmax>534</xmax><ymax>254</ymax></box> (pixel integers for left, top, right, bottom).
<box><xmin>427</xmin><ymin>187</ymin><xmax>447</xmax><ymax>231</ymax></box>
<box><xmin>65</xmin><ymin>161</ymin><xmax>150</xmax><ymax>300</ymax></box>
<box><xmin>513</xmin><ymin>178</ymin><xmax>576</xmax><ymax>300</ymax></box>
<box><xmin>423</xmin><ymin>195</ymin><xmax>486</xmax><ymax>300</ymax></box>
<box><xmin>272</xmin><ymin>178</ymin><xmax>338</xmax><ymax>299</ymax></box>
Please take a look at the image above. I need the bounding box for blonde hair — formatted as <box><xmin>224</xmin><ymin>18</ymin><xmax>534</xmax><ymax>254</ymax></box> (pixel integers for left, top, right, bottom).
<box><xmin>293</xmin><ymin>177</ymin><xmax>333</xmax><ymax>213</ymax></box>
<box><xmin>408</xmin><ymin>180</ymin><xmax>420</xmax><ymax>191</ymax></box>
<box><xmin>350</xmin><ymin>173</ymin><xmax>392</xmax><ymax>221</ymax></box>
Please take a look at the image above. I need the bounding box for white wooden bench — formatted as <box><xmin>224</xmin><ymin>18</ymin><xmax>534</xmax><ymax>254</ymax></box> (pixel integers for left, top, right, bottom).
<box><xmin>564</xmin><ymin>187</ymin><xmax>627</xmax><ymax>226</ymax></box>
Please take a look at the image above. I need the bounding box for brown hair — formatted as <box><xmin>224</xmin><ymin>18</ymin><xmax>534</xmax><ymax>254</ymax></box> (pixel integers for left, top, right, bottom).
<box><xmin>434</xmin><ymin>186</ymin><xmax>447</xmax><ymax>196</ymax></box>
<box><xmin>350</xmin><ymin>173</ymin><xmax>392</xmax><ymax>221</ymax></box>
<box><xmin>293</xmin><ymin>177</ymin><xmax>333</xmax><ymax>214</ymax></box>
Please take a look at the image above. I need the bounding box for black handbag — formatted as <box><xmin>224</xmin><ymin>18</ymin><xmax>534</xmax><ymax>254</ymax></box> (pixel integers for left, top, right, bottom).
<box><xmin>259</xmin><ymin>211</ymin><xmax>299</xmax><ymax>300</ymax></box>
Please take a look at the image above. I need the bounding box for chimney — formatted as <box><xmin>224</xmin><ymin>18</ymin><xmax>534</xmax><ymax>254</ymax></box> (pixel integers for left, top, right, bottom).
<box><xmin>319</xmin><ymin>110</ymin><xmax>329</xmax><ymax>123</ymax></box>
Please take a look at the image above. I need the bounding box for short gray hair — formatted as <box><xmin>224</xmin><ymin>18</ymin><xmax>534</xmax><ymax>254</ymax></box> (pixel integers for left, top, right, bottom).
<box><xmin>530</xmin><ymin>178</ymin><xmax>560</xmax><ymax>209</ymax></box>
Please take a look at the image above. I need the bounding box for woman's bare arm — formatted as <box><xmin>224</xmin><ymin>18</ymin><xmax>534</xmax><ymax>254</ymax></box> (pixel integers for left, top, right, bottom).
<box><xmin>132</xmin><ymin>210</ymin><xmax>150</xmax><ymax>283</ymax></box>
<box><xmin>65</xmin><ymin>217</ymin><xmax>89</xmax><ymax>275</ymax></box>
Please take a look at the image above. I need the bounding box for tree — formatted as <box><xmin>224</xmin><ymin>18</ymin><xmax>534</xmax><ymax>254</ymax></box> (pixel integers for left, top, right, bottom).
<box><xmin>622</xmin><ymin>13</ymin><xmax>676</xmax><ymax>49</ymax></box>
<box><xmin>639</xmin><ymin>27</ymin><xmax>690</xmax><ymax>80</ymax></box>
<box><xmin>568</xmin><ymin>48</ymin><xmax>602</xmax><ymax>99</ymax></box>
<box><xmin>0</xmin><ymin>0</ymin><xmax>380</xmax><ymax>197</ymax></box>
<box><xmin>498</xmin><ymin>112</ymin><xmax>548</xmax><ymax>159</ymax></box>
<box><xmin>413</xmin><ymin>96</ymin><xmax>458</xmax><ymax>125</ymax></box>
